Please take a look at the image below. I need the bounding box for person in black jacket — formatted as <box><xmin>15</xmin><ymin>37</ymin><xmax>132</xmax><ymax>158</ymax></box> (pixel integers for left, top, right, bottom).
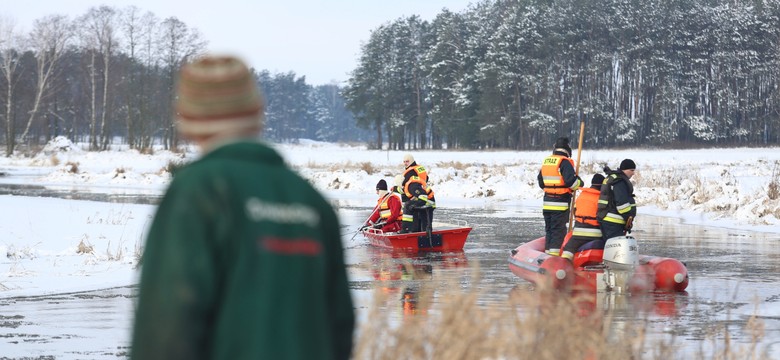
<box><xmin>537</xmin><ymin>137</ymin><xmax>583</xmax><ymax>255</ymax></box>
<box><xmin>597</xmin><ymin>159</ymin><xmax>637</xmax><ymax>241</ymax></box>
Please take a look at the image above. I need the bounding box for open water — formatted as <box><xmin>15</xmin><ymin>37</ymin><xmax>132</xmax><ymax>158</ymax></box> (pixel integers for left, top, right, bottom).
<box><xmin>0</xmin><ymin>185</ymin><xmax>779</xmax><ymax>358</ymax></box>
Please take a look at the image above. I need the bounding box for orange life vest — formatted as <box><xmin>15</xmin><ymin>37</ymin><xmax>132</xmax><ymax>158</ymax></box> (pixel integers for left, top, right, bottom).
<box><xmin>540</xmin><ymin>155</ymin><xmax>575</xmax><ymax>195</ymax></box>
<box><xmin>574</xmin><ymin>187</ymin><xmax>600</xmax><ymax>226</ymax></box>
<box><xmin>403</xmin><ymin>165</ymin><xmax>428</xmax><ymax>199</ymax></box>
<box><xmin>402</xmin><ymin>164</ymin><xmax>433</xmax><ymax>199</ymax></box>
<box><xmin>377</xmin><ymin>193</ymin><xmax>403</xmax><ymax>221</ymax></box>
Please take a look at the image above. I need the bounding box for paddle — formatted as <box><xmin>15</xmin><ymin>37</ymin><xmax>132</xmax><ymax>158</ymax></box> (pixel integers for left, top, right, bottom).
<box><xmin>423</xmin><ymin>205</ymin><xmax>433</xmax><ymax>248</ymax></box>
<box><xmin>568</xmin><ymin>119</ymin><xmax>585</xmax><ymax>232</ymax></box>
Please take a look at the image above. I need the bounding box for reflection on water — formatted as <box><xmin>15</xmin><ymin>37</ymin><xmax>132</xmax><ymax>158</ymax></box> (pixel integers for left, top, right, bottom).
<box><xmin>343</xmin><ymin>204</ymin><xmax>780</xmax><ymax>356</ymax></box>
<box><xmin>364</xmin><ymin>247</ymin><xmax>469</xmax><ymax>320</ymax></box>
<box><xmin>0</xmin><ymin>286</ymin><xmax>135</xmax><ymax>359</ymax></box>
<box><xmin>0</xmin><ymin>182</ymin><xmax>163</xmax><ymax>205</ymax></box>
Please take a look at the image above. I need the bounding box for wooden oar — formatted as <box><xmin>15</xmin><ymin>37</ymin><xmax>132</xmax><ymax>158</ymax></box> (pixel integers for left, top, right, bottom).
<box><xmin>351</xmin><ymin>192</ymin><xmax>391</xmax><ymax>240</ymax></box>
<box><xmin>568</xmin><ymin>120</ymin><xmax>585</xmax><ymax>232</ymax></box>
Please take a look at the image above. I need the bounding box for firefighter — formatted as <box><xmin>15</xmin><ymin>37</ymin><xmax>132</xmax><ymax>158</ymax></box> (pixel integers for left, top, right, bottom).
<box><xmin>537</xmin><ymin>137</ymin><xmax>583</xmax><ymax>256</ymax></box>
<box><xmin>597</xmin><ymin>159</ymin><xmax>637</xmax><ymax>241</ymax></box>
<box><xmin>364</xmin><ymin>179</ymin><xmax>403</xmax><ymax>233</ymax></box>
<box><xmin>400</xmin><ymin>154</ymin><xmax>436</xmax><ymax>233</ymax></box>
<box><xmin>562</xmin><ymin>173</ymin><xmax>605</xmax><ymax>261</ymax></box>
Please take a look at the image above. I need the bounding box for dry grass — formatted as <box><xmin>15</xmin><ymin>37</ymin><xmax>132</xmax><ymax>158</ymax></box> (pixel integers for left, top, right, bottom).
<box><xmin>163</xmin><ymin>159</ymin><xmax>186</xmax><ymax>174</ymax></box>
<box><xmin>76</xmin><ymin>238</ymin><xmax>94</xmax><ymax>255</ymax></box>
<box><xmin>438</xmin><ymin>161</ymin><xmax>469</xmax><ymax>171</ymax></box>
<box><xmin>354</xmin><ymin>282</ymin><xmax>770</xmax><ymax>360</ymax></box>
<box><xmin>768</xmin><ymin>161</ymin><xmax>780</xmax><ymax>201</ymax></box>
<box><xmin>360</xmin><ymin>162</ymin><xmax>377</xmax><ymax>175</ymax></box>
<box><xmin>139</xmin><ymin>146</ymin><xmax>155</xmax><ymax>155</ymax></box>
<box><xmin>65</xmin><ymin>161</ymin><xmax>79</xmax><ymax>174</ymax></box>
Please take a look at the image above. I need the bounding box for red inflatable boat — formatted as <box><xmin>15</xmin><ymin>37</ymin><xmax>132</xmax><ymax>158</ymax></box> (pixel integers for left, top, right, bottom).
<box><xmin>508</xmin><ymin>236</ymin><xmax>688</xmax><ymax>293</ymax></box>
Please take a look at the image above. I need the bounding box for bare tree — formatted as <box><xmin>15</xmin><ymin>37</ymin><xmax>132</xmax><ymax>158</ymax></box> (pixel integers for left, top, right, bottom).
<box><xmin>79</xmin><ymin>5</ymin><xmax>118</xmax><ymax>150</ymax></box>
<box><xmin>0</xmin><ymin>17</ymin><xmax>22</xmax><ymax>156</ymax></box>
<box><xmin>19</xmin><ymin>14</ymin><xmax>73</xmax><ymax>143</ymax></box>
<box><xmin>157</xmin><ymin>17</ymin><xmax>205</xmax><ymax>150</ymax></box>
<box><xmin>120</xmin><ymin>6</ymin><xmax>159</xmax><ymax>150</ymax></box>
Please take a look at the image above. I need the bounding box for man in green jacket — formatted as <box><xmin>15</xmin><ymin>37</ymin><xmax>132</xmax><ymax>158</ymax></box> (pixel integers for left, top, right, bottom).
<box><xmin>131</xmin><ymin>55</ymin><xmax>354</xmax><ymax>360</ymax></box>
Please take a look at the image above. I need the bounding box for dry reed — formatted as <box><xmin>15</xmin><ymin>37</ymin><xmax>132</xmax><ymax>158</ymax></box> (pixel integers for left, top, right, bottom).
<box><xmin>354</xmin><ymin>280</ymin><xmax>770</xmax><ymax>360</ymax></box>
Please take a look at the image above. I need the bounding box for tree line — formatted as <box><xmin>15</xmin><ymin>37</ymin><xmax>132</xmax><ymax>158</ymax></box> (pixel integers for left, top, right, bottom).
<box><xmin>345</xmin><ymin>0</ymin><xmax>780</xmax><ymax>150</ymax></box>
<box><xmin>0</xmin><ymin>5</ymin><xmax>366</xmax><ymax>156</ymax></box>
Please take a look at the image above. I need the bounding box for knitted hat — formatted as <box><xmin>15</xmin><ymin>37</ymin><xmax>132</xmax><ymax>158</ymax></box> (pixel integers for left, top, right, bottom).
<box><xmin>376</xmin><ymin>179</ymin><xmax>388</xmax><ymax>191</ymax></box>
<box><xmin>553</xmin><ymin>137</ymin><xmax>572</xmax><ymax>156</ymax></box>
<box><xmin>403</xmin><ymin>153</ymin><xmax>415</xmax><ymax>163</ymax></box>
<box><xmin>619</xmin><ymin>159</ymin><xmax>636</xmax><ymax>171</ymax></box>
<box><xmin>175</xmin><ymin>55</ymin><xmax>264</xmax><ymax>140</ymax></box>
<box><xmin>590</xmin><ymin>173</ymin><xmax>605</xmax><ymax>188</ymax></box>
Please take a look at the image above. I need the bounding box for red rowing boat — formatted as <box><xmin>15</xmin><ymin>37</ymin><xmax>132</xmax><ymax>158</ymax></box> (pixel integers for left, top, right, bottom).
<box><xmin>508</xmin><ymin>236</ymin><xmax>689</xmax><ymax>293</ymax></box>
<box><xmin>361</xmin><ymin>220</ymin><xmax>472</xmax><ymax>252</ymax></box>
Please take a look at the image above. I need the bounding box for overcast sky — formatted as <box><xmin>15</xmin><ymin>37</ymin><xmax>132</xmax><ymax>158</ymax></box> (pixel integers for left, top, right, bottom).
<box><xmin>5</xmin><ymin>0</ymin><xmax>475</xmax><ymax>85</ymax></box>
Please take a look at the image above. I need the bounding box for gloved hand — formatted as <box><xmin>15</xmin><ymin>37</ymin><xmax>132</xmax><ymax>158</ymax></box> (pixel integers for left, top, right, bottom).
<box><xmin>418</xmin><ymin>195</ymin><xmax>435</xmax><ymax>208</ymax></box>
<box><xmin>372</xmin><ymin>223</ymin><xmax>385</xmax><ymax>229</ymax></box>
<box><xmin>410</xmin><ymin>198</ymin><xmax>427</xmax><ymax>209</ymax></box>
<box><xmin>624</xmin><ymin>216</ymin><xmax>634</xmax><ymax>233</ymax></box>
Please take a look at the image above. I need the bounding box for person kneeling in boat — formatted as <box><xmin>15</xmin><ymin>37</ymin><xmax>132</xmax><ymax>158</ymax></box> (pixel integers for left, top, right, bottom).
<box><xmin>364</xmin><ymin>179</ymin><xmax>403</xmax><ymax>233</ymax></box>
<box><xmin>597</xmin><ymin>159</ymin><xmax>637</xmax><ymax>240</ymax></box>
<box><xmin>562</xmin><ymin>173</ymin><xmax>605</xmax><ymax>262</ymax></box>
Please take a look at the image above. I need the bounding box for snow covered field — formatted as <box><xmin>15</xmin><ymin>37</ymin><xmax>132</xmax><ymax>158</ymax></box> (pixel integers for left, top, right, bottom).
<box><xmin>0</xmin><ymin>137</ymin><xmax>779</xmax><ymax>299</ymax></box>
<box><xmin>0</xmin><ymin>136</ymin><xmax>778</xmax><ymax>358</ymax></box>
<box><xmin>0</xmin><ymin>137</ymin><xmax>777</xmax><ymax>298</ymax></box>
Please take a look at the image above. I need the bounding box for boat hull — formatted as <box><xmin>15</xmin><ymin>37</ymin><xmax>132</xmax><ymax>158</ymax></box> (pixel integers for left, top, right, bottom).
<box><xmin>509</xmin><ymin>237</ymin><xmax>689</xmax><ymax>292</ymax></box>
<box><xmin>362</xmin><ymin>224</ymin><xmax>471</xmax><ymax>252</ymax></box>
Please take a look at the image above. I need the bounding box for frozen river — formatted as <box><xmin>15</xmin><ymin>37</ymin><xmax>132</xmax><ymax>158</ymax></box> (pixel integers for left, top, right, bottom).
<box><xmin>1</xmin><ymin>189</ymin><xmax>779</xmax><ymax>358</ymax></box>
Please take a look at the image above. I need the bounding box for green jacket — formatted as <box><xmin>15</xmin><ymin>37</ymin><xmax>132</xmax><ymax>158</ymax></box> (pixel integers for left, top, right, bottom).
<box><xmin>131</xmin><ymin>141</ymin><xmax>354</xmax><ymax>360</ymax></box>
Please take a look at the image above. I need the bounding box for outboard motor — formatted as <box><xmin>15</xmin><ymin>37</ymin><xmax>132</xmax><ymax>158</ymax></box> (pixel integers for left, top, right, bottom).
<box><xmin>594</xmin><ymin>236</ymin><xmax>646</xmax><ymax>294</ymax></box>
<box><xmin>602</xmin><ymin>235</ymin><xmax>639</xmax><ymax>270</ymax></box>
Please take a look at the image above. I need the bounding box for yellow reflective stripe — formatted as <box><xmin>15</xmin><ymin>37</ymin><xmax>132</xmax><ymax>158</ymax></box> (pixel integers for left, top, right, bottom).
<box><xmin>543</xmin><ymin>200</ymin><xmax>569</xmax><ymax>211</ymax></box>
<box><xmin>598</xmin><ymin>199</ymin><xmax>608</xmax><ymax>205</ymax></box>
<box><xmin>547</xmin><ymin>249</ymin><xmax>560</xmax><ymax>256</ymax></box>
<box><xmin>572</xmin><ymin>227</ymin><xmax>602</xmax><ymax>237</ymax></box>
<box><xmin>379</xmin><ymin>209</ymin><xmax>391</xmax><ymax>218</ymax></box>
<box><xmin>542</xmin><ymin>176</ymin><xmax>563</xmax><ymax>186</ymax></box>
<box><xmin>617</xmin><ymin>203</ymin><xmax>635</xmax><ymax>214</ymax></box>
<box><xmin>402</xmin><ymin>214</ymin><xmax>413</xmax><ymax>222</ymax></box>
<box><xmin>602</xmin><ymin>213</ymin><xmax>626</xmax><ymax>224</ymax></box>
<box><xmin>570</xmin><ymin>178</ymin><xmax>583</xmax><ymax>191</ymax></box>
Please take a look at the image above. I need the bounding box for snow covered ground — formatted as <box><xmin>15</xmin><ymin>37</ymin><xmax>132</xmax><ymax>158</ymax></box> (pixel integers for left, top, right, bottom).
<box><xmin>0</xmin><ymin>136</ymin><xmax>777</xmax><ymax>299</ymax></box>
<box><xmin>0</xmin><ymin>136</ymin><xmax>779</xmax><ymax>299</ymax></box>
<box><xmin>0</xmin><ymin>136</ymin><xmax>779</xmax><ymax>358</ymax></box>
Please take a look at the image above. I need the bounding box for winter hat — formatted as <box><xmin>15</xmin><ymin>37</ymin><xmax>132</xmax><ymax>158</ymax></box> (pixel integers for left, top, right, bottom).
<box><xmin>376</xmin><ymin>179</ymin><xmax>388</xmax><ymax>191</ymax></box>
<box><xmin>175</xmin><ymin>55</ymin><xmax>264</xmax><ymax>140</ymax></box>
<box><xmin>619</xmin><ymin>159</ymin><xmax>636</xmax><ymax>171</ymax></box>
<box><xmin>403</xmin><ymin>153</ymin><xmax>415</xmax><ymax>163</ymax></box>
<box><xmin>553</xmin><ymin>137</ymin><xmax>572</xmax><ymax>156</ymax></box>
<box><xmin>590</xmin><ymin>173</ymin><xmax>605</xmax><ymax>189</ymax></box>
